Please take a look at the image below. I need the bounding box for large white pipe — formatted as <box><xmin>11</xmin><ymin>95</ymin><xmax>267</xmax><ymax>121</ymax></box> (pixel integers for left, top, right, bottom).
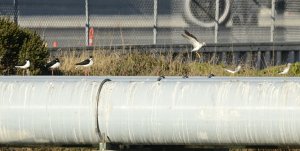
<box><xmin>2</xmin><ymin>76</ymin><xmax>300</xmax><ymax>82</ymax></box>
<box><xmin>0</xmin><ymin>80</ymin><xmax>102</xmax><ymax>144</ymax></box>
<box><xmin>2</xmin><ymin>77</ymin><xmax>300</xmax><ymax>146</ymax></box>
<box><xmin>98</xmin><ymin>80</ymin><xmax>300</xmax><ymax>145</ymax></box>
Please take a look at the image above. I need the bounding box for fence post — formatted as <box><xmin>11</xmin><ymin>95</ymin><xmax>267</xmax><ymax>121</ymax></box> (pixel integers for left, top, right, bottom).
<box><xmin>13</xmin><ymin>0</ymin><xmax>18</xmax><ymax>24</ymax></box>
<box><xmin>214</xmin><ymin>0</ymin><xmax>219</xmax><ymax>43</ymax></box>
<box><xmin>271</xmin><ymin>0</ymin><xmax>281</xmax><ymax>65</ymax></box>
<box><xmin>85</xmin><ymin>0</ymin><xmax>90</xmax><ymax>46</ymax></box>
<box><xmin>276</xmin><ymin>51</ymin><xmax>281</xmax><ymax>65</ymax></box>
<box><xmin>153</xmin><ymin>0</ymin><xmax>158</xmax><ymax>44</ymax></box>
<box><xmin>271</xmin><ymin>0</ymin><xmax>275</xmax><ymax>42</ymax></box>
<box><xmin>256</xmin><ymin>51</ymin><xmax>262</xmax><ymax>69</ymax></box>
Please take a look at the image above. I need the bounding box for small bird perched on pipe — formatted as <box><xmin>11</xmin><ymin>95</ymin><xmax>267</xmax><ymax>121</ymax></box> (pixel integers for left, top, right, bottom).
<box><xmin>75</xmin><ymin>56</ymin><xmax>93</xmax><ymax>76</ymax></box>
<box><xmin>15</xmin><ymin>59</ymin><xmax>30</xmax><ymax>76</ymax></box>
<box><xmin>181</xmin><ymin>30</ymin><xmax>206</xmax><ymax>58</ymax></box>
<box><xmin>45</xmin><ymin>58</ymin><xmax>60</xmax><ymax>76</ymax></box>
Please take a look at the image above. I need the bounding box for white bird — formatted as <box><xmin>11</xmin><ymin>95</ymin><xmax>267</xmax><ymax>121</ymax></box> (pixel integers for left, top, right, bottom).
<box><xmin>75</xmin><ymin>56</ymin><xmax>93</xmax><ymax>76</ymax></box>
<box><xmin>279</xmin><ymin>63</ymin><xmax>291</xmax><ymax>75</ymax></box>
<box><xmin>15</xmin><ymin>59</ymin><xmax>30</xmax><ymax>76</ymax></box>
<box><xmin>15</xmin><ymin>59</ymin><xmax>30</xmax><ymax>69</ymax></box>
<box><xmin>224</xmin><ymin>65</ymin><xmax>241</xmax><ymax>74</ymax></box>
<box><xmin>181</xmin><ymin>30</ymin><xmax>206</xmax><ymax>52</ymax></box>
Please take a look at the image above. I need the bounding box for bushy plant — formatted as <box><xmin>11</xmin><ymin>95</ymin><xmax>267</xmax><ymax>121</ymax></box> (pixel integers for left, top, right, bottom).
<box><xmin>0</xmin><ymin>18</ymin><xmax>49</xmax><ymax>75</ymax></box>
<box><xmin>290</xmin><ymin>62</ymin><xmax>300</xmax><ymax>76</ymax></box>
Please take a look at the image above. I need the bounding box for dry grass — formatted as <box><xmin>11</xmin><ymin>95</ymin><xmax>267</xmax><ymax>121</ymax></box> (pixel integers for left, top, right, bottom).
<box><xmin>1</xmin><ymin>147</ymin><xmax>299</xmax><ymax>151</ymax></box>
<box><xmin>49</xmin><ymin>49</ymin><xmax>298</xmax><ymax>77</ymax></box>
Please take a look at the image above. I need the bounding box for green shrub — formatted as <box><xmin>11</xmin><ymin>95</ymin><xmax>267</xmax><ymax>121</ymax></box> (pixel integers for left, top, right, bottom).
<box><xmin>290</xmin><ymin>62</ymin><xmax>300</xmax><ymax>76</ymax></box>
<box><xmin>0</xmin><ymin>18</ymin><xmax>49</xmax><ymax>75</ymax></box>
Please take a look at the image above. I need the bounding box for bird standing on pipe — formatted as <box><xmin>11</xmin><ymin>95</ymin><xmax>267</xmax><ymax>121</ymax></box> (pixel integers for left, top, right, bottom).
<box><xmin>15</xmin><ymin>59</ymin><xmax>30</xmax><ymax>76</ymax></box>
<box><xmin>45</xmin><ymin>58</ymin><xmax>60</xmax><ymax>76</ymax></box>
<box><xmin>75</xmin><ymin>56</ymin><xmax>93</xmax><ymax>76</ymax></box>
<box><xmin>181</xmin><ymin>30</ymin><xmax>206</xmax><ymax>59</ymax></box>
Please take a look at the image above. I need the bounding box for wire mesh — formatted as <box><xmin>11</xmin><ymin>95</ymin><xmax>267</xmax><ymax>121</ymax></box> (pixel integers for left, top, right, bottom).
<box><xmin>275</xmin><ymin>0</ymin><xmax>300</xmax><ymax>42</ymax></box>
<box><xmin>0</xmin><ymin>0</ymin><xmax>15</xmax><ymax>19</ymax></box>
<box><xmin>0</xmin><ymin>0</ymin><xmax>300</xmax><ymax>47</ymax></box>
<box><xmin>89</xmin><ymin>0</ymin><xmax>154</xmax><ymax>46</ymax></box>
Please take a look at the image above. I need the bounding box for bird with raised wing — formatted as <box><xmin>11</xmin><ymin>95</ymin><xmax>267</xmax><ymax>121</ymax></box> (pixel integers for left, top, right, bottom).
<box><xmin>279</xmin><ymin>63</ymin><xmax>291</xmax><ymax>75</ymax></box>
<box><xmin>15</xmin><ymin>59</ymin><xmax>30</xmax><ymax>75</ymax></box>
<box><xmin>45</xmin><ymin>58</ymin><xmax>60</xmax><ymax>75</ymax></box>
<box><xmin>181</xmin><ymin>30</ymin><xmax>206</xmax><ymax>58</ymax></box>
<box><xmin>75</xmin><ymin>56</ymin><xmax>93</xmax><ymax>76</ymax></box>
<box><xmin>224</xmin><ymin>65</ymin><xmax>241</xmax><ymax>74</ymax></box>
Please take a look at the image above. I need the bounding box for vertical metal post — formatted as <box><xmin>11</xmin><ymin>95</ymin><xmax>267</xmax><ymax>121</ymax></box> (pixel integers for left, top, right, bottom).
<box><xmin>263</xmin><ymin>51</ymin><xmax>271</xmax><ymax>67</ymax></box>
<box><xmin>214</xmin><ymin>0</ymin><xmax>219</xmax><ymax>43</ymax></box>
<box><xmin>270</xmin><ymin>0</ymin><xmax>275</xmax><ymax>42</ymax></box>
<box><xmin>246</xmin><ymin>52</ymin><xmax>253</xmax><ymax>66</ymax></box>
<box><xmin>256</xmin><ymin>51</ymin><xmax>262</xmax><ymax>69</ymax></box>
<box><xmin>288</xmin><ymin>51</ymin><xmax>295</xmax><ymax>63</ymax></box>
<box><xmin>232</xmin><ymin>52</ymin><xmax>239</xmax><ymax>65</ymax></box>
<box><xmin>13</xmin><ymin>0</ymin><xmax>18</xmax><ymax>24</ymax></box>
<box><xmin>276</xmin><ymin>51</ymin><xmax>281</xmax><ymax>65</ymax></box>
<box><xmin>85</xmin><ymin>0</ymin><xmax>90</xmax><ymax>46</ymax></box>
<box><xmin>153</xmin><ymin>0</ymin><xmax>158</xmax><ymax>44</ymax></box>
<box><xmin>222</xmin><ymin>52</ymin><xmax>227</xmax><ymax>65</ymax></box>
<box><xmin>264</xmin><ymin>51</ymin><xmax>271</xmax><ymax>67</ymax></box>
<box><xmin>99</xmin><ymin>133</ymin><xmax>107</xmax><ymax>151</ymax></box>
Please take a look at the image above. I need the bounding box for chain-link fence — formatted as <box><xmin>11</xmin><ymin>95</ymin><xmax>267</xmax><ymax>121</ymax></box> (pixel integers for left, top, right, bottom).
<box><xmin>0</xmin><ymin>0</ymin><xmax>299</xmax><ymax>47</ymax></box>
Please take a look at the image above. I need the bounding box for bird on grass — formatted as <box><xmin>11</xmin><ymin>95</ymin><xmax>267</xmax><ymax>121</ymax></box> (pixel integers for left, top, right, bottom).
<box><xmin>224</xmin><ymin>65</ymin><xmax>241</xmax><ymax>74</ymax></box>
<box><xmin>15</xmin><ymin>59</ymin><xmax>30</xmax><ymax>76</ymax></box>
<box><xmin>45</xmin><ymin>58</ymin><xmax>60</xmax><ymax>75</ymax></box>
<box><xmin>181</xmin><ymin>30</ymin><xmax>206</xmax><ymax>58</ymax></box>
<box><xmin>75</xmin><ymin>56</ymin><xmax>93</xmax><ymax>76</ymax></box>
<box><xmin>279</xmin><ymin>63</ymin><xmax>291</xmax><ymax>75</ymax></box>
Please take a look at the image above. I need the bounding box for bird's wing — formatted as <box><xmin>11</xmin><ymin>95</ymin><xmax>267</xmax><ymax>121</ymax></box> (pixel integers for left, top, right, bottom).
<box><xmin>184</xmin><ymin>30</ymin><xmax>199</xmax><ymax>42</ymax></box>
<box><xmin>235</xmin><ymin>65</ymin><xmax>241</xmax><ymax>72</ymax></box>
<box><xmin>75</xmin><ymin>59</ymin><xmax>90</xmax><ymax>65</ymax></box>
<box><xmin>279</xmin><ymin>67</ymin><xmax>289</xmax><ymax>74</ymax></box>
<box><xmin>50</xmin><ymin>62</ymin><xmax>60</xmax><ymax>69</ymax></box>
<box><xmin>181</xmin><ymin>30</ymin><xmax>200</xmax><ymax>48</ymax></box>
<box><xmin>45</xmin><ymin>60</ymin><xmax>56</xmax><ymax>68</ymax></box>
<box><xmin>224</xmin><ymin>68</ymin><xmax>235</xmax><ymax>74</ymax></box>
<box><xmin>15</xmin><ymin>62</ymin><xmax>27</xmax><ymax>68</ymax></box>
<box><xmin>15</xmin><ymin>65</ymin><xmax>23</xmax><ymax>68</ymax></box>
<box><xmin>279</xmin><ymin>70</ymin><xmax>286</xmax><ymax>74</ymax></box>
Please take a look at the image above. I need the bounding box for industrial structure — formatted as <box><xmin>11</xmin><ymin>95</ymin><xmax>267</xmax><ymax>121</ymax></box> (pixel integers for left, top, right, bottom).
<box><xmin>0</xmin><ymin>0</ymin><xmax>299</xmax><ymax>46</ymax></box>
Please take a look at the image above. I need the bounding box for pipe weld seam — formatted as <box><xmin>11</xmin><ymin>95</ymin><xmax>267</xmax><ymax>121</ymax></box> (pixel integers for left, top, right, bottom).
<box><xmin>95</xmin><ymin>78</ymin><xmax>112</xmax><ymax>142</ymax></box>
